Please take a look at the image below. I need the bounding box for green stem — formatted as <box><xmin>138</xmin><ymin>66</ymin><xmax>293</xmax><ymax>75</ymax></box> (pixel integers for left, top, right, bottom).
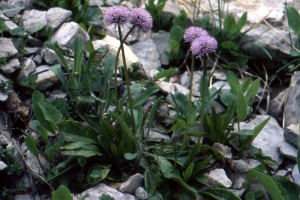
<box><xmin>198</xmin><ymin>57</ymin><xmax>207</xmax><ymax>144</ymax></box>
<box><xmin>117</xmin><ymin>25</ymin><xmax>136</xmax><ymax>134</ymax></box>
<box><xmin>114</xmin><ymin>26</ymin><xmax>136</xmax><ymax>113</ymax></box>
<box><xmin>182</xmin><ymin>56</ymin><xmax>195</xmax><ymax>150</ymax></box>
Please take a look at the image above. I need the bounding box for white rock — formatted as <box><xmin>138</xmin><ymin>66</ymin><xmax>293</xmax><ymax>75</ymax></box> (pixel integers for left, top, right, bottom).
<box><xmin>204</xmin><ymin>168</ymin><xmax>232</xmax><ymax>188</ymax></box>
<box><xmin>0</xmin><ymin>58</ymin><xmax>20</xmax><ymax>74</ymax></box>
<box><xmin>46</xmin><ymin>7</ymin><xmax>72</xmax><ymax>30</ymax></box>
<box><xmin>18</xmin><ymin>58</ymin><xmax>36</xmax><ymax>78</ymax></box>
<box><xmin>35</xmin><ymin>70</ymin><xmax>59</xmax><ymax>91</ymax></box>
<box><xmin>22</xmin><ymin>10</ymin><xmax>47</xmax><ymax>34</ymax></box>
<box><xmin>0</xmin><ymin>38</ymin><xmax>18</xmax><ymax>58</ymax></box>
<box><xmin>0</xmin><ymin>161</ymin><xmax>7</xmax><ymax>171</ymax></box>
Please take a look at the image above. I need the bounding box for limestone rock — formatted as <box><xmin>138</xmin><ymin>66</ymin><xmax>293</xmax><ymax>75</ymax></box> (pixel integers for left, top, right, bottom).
<box><xmin>284</xmin><ymin>123</ymin><xmax>299</xmax><ymax>148</ymax></box>
<box><xmin>35</xmin><ymin>70</ymin><xmax>59</xmax><ymax>91</ymax></box>
<box><xmin>0</xmin><ymin>38</ymin><xmax>18</xmax><ymax>59</ymax></box>
<box><xmin>73</xmin><ymin>183</ymin><xmax>135</xmax><ymax>200</ymax></box>
<box><xmin>22</xmin><ymin>9</ymin><xmax>47</xmax><ymax>34</ymax></box>
<box><xmin>119</xmin><ymin>173</ymin><xmax>144</xmax><ymax>194</ymax></box>
<box><xmin>204</xmin><ymin>168</ymin><xmax>232</xmax><ymax>188</ymax></box>
<box><xmin>0</xmin><ymin>58</ymin><xmax>20</xmax><ymax>74</ymax></box>
<box><xmin>0</xmin><ymin>73</ymin><xmax>11</xmax><ymax>101</ymax></box>
<box><xmin>0</xmin><ymin>0</ymin><xmax>25</xmax><ymax>18</ymax></box>
<box><xmin>135</xmin><ymin>187</ymin><xmax>148</xmax><ymax>200</ymax></box>
<box><xmin>18</xmin><ymin>58</ymin><xmax>36</xmax><ymax>78</ymax></box>
<box><xmin>151</xmin><ymin>30</ymin><xmax>171</xmax><ymax>65</ymax></box>
<box><xmin>46</xmin><ymin>7</ymin><xmax>72</xmax><ymax>31</ymax></box>
<box><xmin>279</xmin><ymin>141</ymin><xmax>297</xmax><ymax>161</ymax></box>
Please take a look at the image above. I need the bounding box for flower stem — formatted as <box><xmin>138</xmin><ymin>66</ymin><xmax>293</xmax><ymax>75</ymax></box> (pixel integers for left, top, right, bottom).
<box><xmin>198</xmin><ymin>57</ymin><xmax>207</xmax><ymax>144</ymax></box>
<box><xmin>117</xmin><ymin>25</ymin><xmax>136</xmax><ymax>134</ymax></box>
<box><xmin>182</xmin><ymin>56</ymin><xmax>195</xmax><ymax>150</ymax></box>
<box><xmin>114</xmin><ymin>26</ymin><xmax>136</xmax><ymax>113</ymax></box>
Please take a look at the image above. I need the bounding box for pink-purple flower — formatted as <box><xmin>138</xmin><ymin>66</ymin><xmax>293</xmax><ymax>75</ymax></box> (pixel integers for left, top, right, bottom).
<box><xmin>183</xmin><ymin>26</ymin><xmax>208</xmax><ymax>43</ymax></box>
<box><xmin>104</xmin><ymin>6</ymin><xmax>131</xmax><ymax>26</ymax></box>
<box><xmin>190</xmin><ymin>36</ymin><xmax>218</xmax><ymax>59</ymax></box>
<box><xmin>130</xmin><ymin>8</ymin><xmax>153</xmax><ymax>32</ymax></box>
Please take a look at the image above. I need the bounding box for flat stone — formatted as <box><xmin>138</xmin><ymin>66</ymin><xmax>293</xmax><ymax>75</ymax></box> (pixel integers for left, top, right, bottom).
<box><xmin>0</xmin><ymin>0</ymin><xmax>25</xmax><ymax>18</ymax></box>
<box><xmin>0</xmin><ymin>14</ymin><xmax>19</xmax><ymax>31</ymax></box>
<box><xmin>42</xmin><ymin>47</ymin><xmax>74</xmax><ymax>66</ymax></box>
<box><xmin>284</xmin><ymin>124</ymin><xmax>299</xmax><ymax>148</ymax></box>
<box><xmin>46</xmin><ymin>7</ymin><xmax>72</xmax><ymax>31</ymax></box>
<box><xmin>213</xmin><ymin>143</ymin><xmax>232</xmax><ymax>159</ymax></box>
<box><xmin>0</xmin><ymin>38</ymin><xmax>18</xmax><ymax>58</ymax></box>
<box><xmin>148</xmin><ymin>129</ymin><xmax>170</xmax><ymax>140</ymax></box>
<box><xmin>102</xmin><ymin>35</ymin><xmax>139</xmax><ymax>71</ymax></box>
<box><xmin>292</xmin><ymin>164</ymin><xmax>300</xmax><ymax>185</ymax></box>
<box><xmin>204</xmin><ymin>168</ymin><xmax>232</xmax><ymax>188</ymax></box>
<box><xmin>73</xmin><ymin>183</ymin><xmax>135</xmax><ymax>200</ymax></box>
<box><xmin>235</xmin><ymin>115</ymin><xmax>284</xmax><ymax>168</ymax></box>
<box><xmin>135</xmin><ymin>187</ymin><xmax>148</xmax><ymax>200</ymax></box>
<box><xmin>18</xmin><ymin>58</ymin><xmax>36</xmax><ymax>78</ymax></box>
<box><xmin>0</xmin><ymin>58</ymin><xmax>20</xmax><ymax>74</ymax></box>
<box><xmin>119</xmin><ymin>173</ymin><xmax>144</xmax><ymax>194</ymax></box>
<box><xmin>48</xmin><ymin>22</ymin><xmax>90</xmax><ymax>50</ymax></box>
<box><xmin>35</xmin><ymin>70</ymin><xmax>59</xmax><ymax>91</ymax></box>
<box><xmin>129</xmin><ymin>39</ymin><xmax>161</xmax><ymax>77</ymax></box>
<box><xmin>22</xmin><ymin>9</ymin><xmax>47</xmax><ymax>34</ymax></box>
<box><xmin>151</xmin><ymin>30</ymin><xmax>171</xmax><ymax>65</ymax></box>
<box><xmin>279</xmin><ymin>141</ymin><xmax>297</xmax><ymax>161</ymax></box>
<box><xmin>234</xmin><ymin>159</ymin><xmax>261</xmax><ymax>173</ymax></box>
<box><xmin>0</xmin><ymin>161</ymin><xmax>7</xmax><ymax>171</ymax></box>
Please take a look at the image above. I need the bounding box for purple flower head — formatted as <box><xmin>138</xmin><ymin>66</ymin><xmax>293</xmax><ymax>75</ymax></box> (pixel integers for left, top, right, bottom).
<box><xmin>184</xmin><ymin>26</ymin><xmax>208</xmax><ymax>43</ymax></box>
<box><xmin>104</xmin><ymin>6</ymin><xmax>131</xmax><ymax>26</ymax></box>
<box><xmin>131</xmin><ymin>8</ymin><xmax>153</xmax><ymax>32</ymax></box>
<box><xmin>191</xmin><ymin>35</ymin><xmax>218</xmax><ymax>59</ymax></box>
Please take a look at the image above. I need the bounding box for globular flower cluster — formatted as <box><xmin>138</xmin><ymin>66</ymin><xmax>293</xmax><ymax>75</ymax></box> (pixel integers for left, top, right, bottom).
<box><xmin>184</xmin><ymin>26</ymin><xmax>218</xmax><ymax>59</ymax></box>
<box><xmin>104</xmin><ymin>6</ymin><xmax>152</xmax><ymax>32</ymax></box>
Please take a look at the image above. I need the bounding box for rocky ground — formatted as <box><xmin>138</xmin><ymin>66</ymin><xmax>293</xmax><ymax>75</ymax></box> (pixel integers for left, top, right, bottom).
<box><xmin>1</xmin><ymin>0</ymin><xmax>300</xmax><ymax>200</ymax></box>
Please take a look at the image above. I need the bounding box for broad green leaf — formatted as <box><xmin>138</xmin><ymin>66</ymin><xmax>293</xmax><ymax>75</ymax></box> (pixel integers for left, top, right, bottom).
<box><xmin>221</xmin><ymin>40</ymin><xmax>237</xmax><ymax>50</ymax></box>
<box><xmin>58</xmin><ymin>120</ymin><xmax>98</xmax><ymax>144</ymax></box>
<box><xmin>170</xmin><ymin>25</ymin><xmax>184</xmax><ymax>42</ymax></box>
<box><xmin>50</xmin><ymin>64</ymin><xmax>65</xmax><ymax>84</ymax></box>
<box><xmin>52</xmin><ymin>185</ymin><xmax>72</xmax><ymax>200</ymax></box>
<box><xmin>10</xmin><ymin>27</ymin><xmax>25</xmax><ymax>36</ymax></box>
<box><xmin>34</xmin><ymin>23</ymin><xmax>46</xmax><ymax>32</ymax></box>
<box><xmin>247</xmin><ymin>169</ymin><xmax>286</xmax><ymax>200</ymax></box>
<box><xmin>224</xmin><ymin>14</ymin><xmax>237</xmax><ymax>35</ymax></box>
<box><xmin>61</xmin><ymin>141</ymin><xmax>100</xmax><ymax>151</ymax></box>
<box><xmin>145</xmin><ymin>169</ymin><xmax>157</xmax><ymax>197</ymax></box>
<box><xmin>25</xmin><ymin>135</ymin><xmax>39</xmax><ymax>157</ymax></box>
<box><xmin>236</xmin><ymin>88</ymin><xmax>247</xmax><ymax>122</ymax></box>
<box><xmin>29</xmin><ymin>120</ymin><xmax>48</xmax><ymax>142</ymax></box>
<box><xmin>245</xmin><ymin>79</ymin><xmax>260</xmax><ymax>104</ymax></box>
<box><xmin>220</xmin><ymin>89</ymin><xmax>235</xmax><ymax>106</ymax></box>
<box><xmin>61</xmin><ymin>149</ymin><xmax>103</xmax><ymax>157</ymax></box>
<box><xmin>38</xmin><ymin>102</ymin><xmax>63</xmax><ymax>131</ymax></box>
<box><xmin>287</xmin><ymin>7</ymin><xmax>300</xmax><ymax>34</ymax></box>
<box><xmin>226</xmin><ymin>71</ymin><xmax>240</xmax><ymax>94</ymax></box>
<box><xmin>274</xmin><ymin>175</ymin><xmax>300</xmax><ymax>200</ymax></box>
<box><xmin>87</xmin><ymin>163</ymin><xmax>110</xmax><ymax>184</ymax></box>
<box><xmin>237</xmin><ymin>12</ymin><xmax>247</xmax><ymax>31</ymax></box>
<box><xmin>78</xmin><ymin>157</ymin><xmax>87</xmax><ymax>167</ymax></box>
<box><xmin>103</xmin><ymin>53</ymin><xmax>115</xmax><ymax>81</ymax></box>
<box><xmin>241</xmin><ymin>77</ymin><xmax>251</xmax><ymax>93</ymax></box>
<box><xmin>46</xmin><ymin>143</ymin><xmax>60</xmax><ymax>161</ymax></box>
<box><xmin>245</xmin><ymin>191</ymin><xmax>255</xmax><ymax>200</ymax></box>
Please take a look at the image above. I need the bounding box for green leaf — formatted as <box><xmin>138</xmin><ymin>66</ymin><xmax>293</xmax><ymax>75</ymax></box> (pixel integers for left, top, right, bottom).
<box><xmin>52</xmin><ymin>185</ymin><xmax>72</xmax><ymax>200</ymax></box>
<box><xmin>145</xmin><ymin>169</ymin><xmax>157</xmax><ymax>197</ymax></box>
<box><xmin>50</xmin><ymin>64</ymin><xmax>65</xmax><ymax>85</ymax></box>
<box><xmin>245</xmin><ymin>79</ymin><xmax>260</xmax><ymax>104</ymax></box>
<box><xmin>287</xmin><ymin>7</ymin><xmax>300</xmax><ymax>34</ymax></box>
<box><xmin>25</xmin><ymin>135</ymin><xmax>39</xmax><ymax>157</ymax></box>
<box><xmin>34</xmin><ymin>23</ymin><xmax>46</xmax><ymax>32</ymax></box>
<box><xmin>274</xmin><ymin>175</ymin><xmax>300</xmax><ymax>200</ymax></box>
<box><xmin>99</xmin><ymin>194</ymin><xmax>115</xmax><ymax>200</ymax></box>
<box><xmin>241</xmin><ymin>77</ymin><xmax>252</xmax><ymax>93</ymax></box>
<box><xmin>247</xmin><ymin>169</ymin><xmax>286</xmax><ymax>200</ymax></box>
<box><xmin>224</xmin><ymin>14</ymin><xmax>237</xmax><ymax>35</ymax></box>
<box><xmin>226</xmin><ymin>71</ymin><xmax>240</xmax><ymax>94</ymax></box>
<box><xmin>87</xmin><ymin>163</ymin><xmax>110</xmax><ymax>184</ymax></box>
<box><xmin>124</xmin><ymin>152</ymin><xmax>137</xmax><ymax>160</ymax></box>
<box><xmin>77</xmin><ymin>157</ymin><xmax>87</xmax><ymax>167</ymax></box>
<box><xmin>132</xmin><ymin>87</ymin><xmax>158</xmax><ymax>108</ymax></box>
<box><xmin>236</xmin><ymin>88</ymin><xmax>247</xmax><ymax>122</ymax></box>
<box><xmin>200</xmin><ymin>188</ymin><xmax>241</xmax><ymax>200</ymax></box>
<box><xmin>183</xmin><ymin>162</ymin><xmax>194</xmax><ymax>182</ymax></box>
<box><xmin>58</xmin><ymin>120</ymin><xmax>99</xmax><ymax>144</ymax></box>
<box><xmin>10</xmin><ymin>27</ymin><xmax>26</xmax><ymax>36</ymax></box>
<box><xmin>220</xmin><ymin>89</ymin><xmax>236</xmax><ymax>106</ymax></box>
<box><xmin>298</xmin><ymin>136</ymin><xmax>300</xmax><ymax>173</ymax></box>
<box><xmin>237</xmin><ymin>12</ymin><xmax>247</xmax><ymax>31</ymax></box>
<box><xmin>154</xmin><ymin>68</ymin><xmax>177</xmax><ymax>80</ymax></box>
<box><xmin>245</xmin><ymin>191</ymin><xmax>255</xmax><ymax>200</ymax></box>
<box><xmin>38</xmin><ymin>102</ymin><xmax>63</xmax><ymax>131</ymax></box>
<box><xmin>221</xmin><ymin>40</ymin><xmax>237</xmax><ymax>50</ymax></box>
<box><xmin>231</xmin><ymin>129</ymin><xmax>254</xmax><ymax>136</ymax></box>
<box><xmin>170</xmin><ymin>25</ymin><xmax>184</xmax><ymax>42</ymax></box>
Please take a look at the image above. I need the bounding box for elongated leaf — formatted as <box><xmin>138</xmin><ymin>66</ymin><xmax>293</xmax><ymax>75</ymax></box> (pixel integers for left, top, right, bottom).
<box><xmin>224</xmin><ymin>14</ymin><xmax>237</xmax><ymax>35</ymax></box>
<box><xmin>25</xmin><ymin>135</ymin><xmax>39</xmax><ymax>157</ymax></box>
<box><xmin>274</xmin><ymin>175</ymin><xmax>300</xmax><ymax>200</ymax></box>
<box><xmin>103</xmin><ymin>53</ymin><xmax>115</xmax><ymax>81</ymax></box>
<box><xmin>61</xmin><ymin>141</ymin><xmax>100</xmax><ymax>151</ymax></box>
<box><xmin>245</xmin><ymin>79</ymin><xmax>260</xmax><ymax>104</ymax></box>
<box><xmin>38</xmin><ymin>102</ymin><xmax>63</xmax><ymax>131</ymax></box>
<box><xmin>241</xmin><ymin>77</ymin><xmax>251</xmax><ymax>93</ymax></box>
<box><xmin>236</xmin><ymin>88</ymin><xmax>247</xmax><ymax>122</ymax></box>
<box><xmin>224</xmin><ymin>100</ymin><xmax>236</xmax><ymax>127</ymax></box>
<box><xmin>145</xmin><ymin>169</ymin><xmax>157</xmax><ymax>197</ymax></box>
<box><xmin>132</xmin><ymin>87</ymin><xmax>158</xmax><ymax>108</ymax></box>
<box><xmin>200</xmin><ymin>188</ymin><xmax>241</xmax><ymax>200</ymax></box>
<box><xmin>287</xmin><ymin>7</ymin><xmax>300</xmax><ymax>34</ymax></box>
<box><xmin>57</xmin><ymin>120</ymin><xmax>98</xmax><ymax>144</ymax></box>
<box><xmin>154</xmin><ymin>68</ymin><xmax>177</xmax><ymax>80</ymax></box>
<box><xmin>231</xmin><ymin>129</ymin><xmax>254</xmax><ymax>136</ymax></box>
<box><xmin>237</xmin><ymin>12</ymin><xmax>247</xmax><ymax>31</ymax></box>
<box><xmin>170</xmin><ymin>170</ymin><xmax>198</xmax><ymax>194</ymax></box>
<box><xmin>87</xmin><ymin>163</ymin><xmax>110</xmax><ymax>184</ymax></box>
<box><xmin>183</xmin><ymin>162</ymin><xmax>194</xmax><ymax>182</ymax></box>
<box><xmin>170</xmin><ymin>25</ymin><xmax>184</xmax><ymax>42</ymax></box>
<box><xmin>245</xmin><ymin>191</ymin><xmax>255</xmax><ymax>200</ymax></box>
<box><xmin>247</xmin><ymin>169</ymin><xmax>286</xmax><ymax>200</ymax></box>
<box><xmin>61</xmin><ymin>149</ymin><xmax>103</xmax><ymax>157</ymax></box>
<box><xmin>50</xmin><ymin>64</ymin><xmax>65</xmax><ymax>84</ymax></box>
<box><xmin>226</xmin><ymin>71</ymin><xmax>240</xmax><ymax>94</ymax></box>
<box><xmin>52</xmin><ymin>185</ymin><xmax>72</xmax><ymax>200</ymax></box>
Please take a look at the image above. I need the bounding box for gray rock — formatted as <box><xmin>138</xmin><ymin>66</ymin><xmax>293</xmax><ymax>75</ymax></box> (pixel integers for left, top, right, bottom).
<box><xmin>22</xmin><ymin>10</ymin><xmax>47</xmax><ymax>34</ymax></box>
<box><xmin>91</xmin><ymin>40</ymin><xmax>109</xmax><ymax>58</ymax></box>
<box><xmin>35</xmin><ymin>70</ymin><xmax>59</xmax><ymax>91</ymax></box>
<box><xmin>267</xmin><ymin>87</ymin><xmax>287</xmax><ymax>121</ymax></box>
<box><xmin>179</xmin><ymin>71</ymin><xmax>190</xmax><ymax>88</ymax></box>
<box><xmin>148</xmin><ymin>129</ymin><xmax>170</xmax><ymax>140</ymax></box>
<box><xmin>33</xmin><ymin>54</ymin><xmax>42</xmax><ymax>65</ymax></box>
<box><xmin>213</xmin><ymin>143</ymin><xmax>232</xmax><ymax>159</ymax></box>
<box><xmin>46</xmin><ymin>7</ymin><xmax>72</xmax><ymax>31</ymax></box>
<box><xmin>73</xmin><ymin>183</ymin><xmax>135</xmax><ymax>200</ymax></box>
<box><xmin>235</xmin><ymin>115</ymin><xmax>284</xmax><ymax>168</ymax></box>
<box><xmin>42</xmin><ymin>47</ymin><xmax>73</xmax><ymax>66</ymax></box>
<box><xmin>135</xmin><ymin>187</ymin><xmax>148</xmax><ymax>200</ymax></box>
<box><xmin>106</xmin><ymin>23</ymin><xmax>139</xmax><ymax>44</ymax></box>
<box><xmin>24</xmin><ymin>149</ymin><xmax>49</xmax><ymax>179</ymax></box>
<box><xmin>157</xmin><ymin>81</ymin><xmax>175</xmax><ymax>94</ymax></box>
<box><xmin>211</xmin><ymin>81</ymin><xmax>230</xmax><ymax>90</ymax></box>
<box><xmin>284</xmin><ymin>124</ymin><xmax>299</xmax><ymax>148</ymax></box>
<box><xmin>119</xmin><ymin>173</ymin><xmax>144</xmax><ymax>194</ymax></box>
<box><xmin>0</xmin><ymin>14</ymin><xmax>19</xmax><ymax>31</ymax></box>
<box><xmin>204</xmin><ymin>168</ymin><xmax>232</xmax><ymax>188</ymax></box>
<box><xmin>292</xmin><ymin>164</ymin><xmax>300</xmax><ymax>185</ymax></box>
<box><xmin>14</xmin><ymin>173</ymin><xmax>33</xmax><ymax>192</ymax></box>
<box><xmin>23</xmin><ymin>47</ymin><xmax>39</xmax><ymax>56</ymax></box>
<box><xmin>48</xmin><ymin>22</ymin><xmax>90</xmax><ymax>50</ymax></box>
<box><xmin>279</xmin><ymin>141</ymin><xmax>297</xmax><ymax>161</ymax></box>
<box><xmin>285</xmin><ymin>71</ymin><xmax>300</xmax><ymax>127</ymax></box>
<box><xmin>0</xmin><ymin>38</ymin><xmax>18</xmax><ymax>58</ymax></box>
<box><xmin>210</xmin><ymin>69</ymin><xmax>227</xmax><ymax>81</ymax></box>
<box><xmin>32</xmin><ymin>65</ymin><xmax>50</xmax><ymax>75</ymax></box>
<box><xmin>234</xmin><ymin>159</ymin><xmax>261</xmax><ymax>173</ymax></box>
<box><xmin>0</xmin><ymin>58</ymin><xmax>20</xmax><ymax>74</ymax></box>
<box><xmin>46</xmin><ymin>89</ymin><xmax>68</xmax><ymax>102</ymax></box>
<box><xmin>151</xmin><ymin>30</ymin><xmax>171</xmax><ymax>65</ymax></box>
<box><xmin>174</xmin><ymin>83</ymin><xmax>190</xmax><ymax>96</ymax></box>
<box><xmin>18</xmin><ymin>58</ymin><xmax>36</xmax><ymax>78</ymax></box>
<box><xmin>0</xmin><ymin>73</ymin><xmax>11</xmax><ymax>101</ymax></box>
<box><xmin>232</xmin><ymin>177</ymin><xmax>245</xmax><ymax>189</ymax></box>
<box><xmin>0</xmin><ymin>0</ymin><xmax>25</xmax><ymax>18</ymax></box>
<box><xmin>88</xmin><ymin>0</ymin><xmax>120</xmax><ymax>6</ymax></box>
<box><xmin>0</xmin><ymin>161</ymin><xmax>7</xmax><ymax>171</ymax></box>
<box><xmin>129</xmin><ymin>39</ymin><xmax>161</xmax><ymax>78</ymax></box>
<box><xmin>15</xmin><ymin>194</ymin><xmax>40</xmax><ymax>200</ymax></box>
